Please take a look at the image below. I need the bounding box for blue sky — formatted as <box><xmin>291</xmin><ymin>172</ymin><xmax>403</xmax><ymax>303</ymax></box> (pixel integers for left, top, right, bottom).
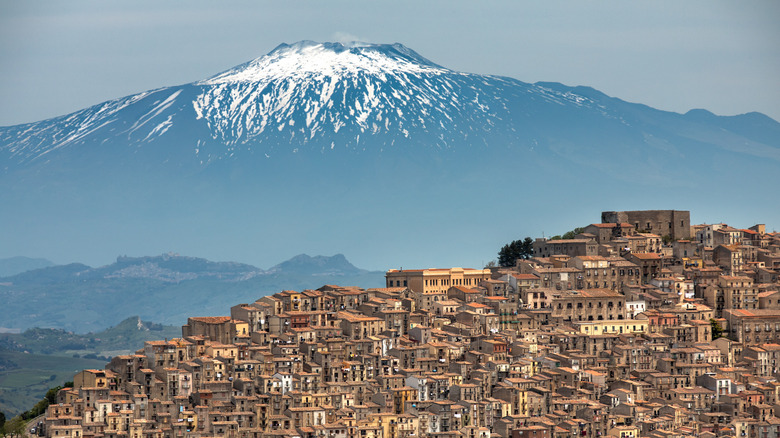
<box><xmin>1</xmin><ymin>0</ymin><xmax>778</xmax><ymax>127</ymax></box>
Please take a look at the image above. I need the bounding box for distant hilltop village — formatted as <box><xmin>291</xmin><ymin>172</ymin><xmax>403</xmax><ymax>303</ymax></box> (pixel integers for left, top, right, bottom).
<box><xmin>40</xmin><ymin>210</ymin><xmax>780</xmax><ymax>438</ymax></box>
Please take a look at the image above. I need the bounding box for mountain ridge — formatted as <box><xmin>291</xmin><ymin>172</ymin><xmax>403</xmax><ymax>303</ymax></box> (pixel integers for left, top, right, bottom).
<box><xmin>269</xmin><ymin>253</ymin><xmax>363</xmax><ymax>276</ymax></box>
<box><xmin>0</xmin><ymin>252</ymin><xmax>366</xmax><ymax>282</ymax></box>
<box><xmin>0</xmin><ymin>256</ymin><xmax>55</xmax><ymax>277</ymax></box>
<box><xmin>0</xmin><ymin>252</ymin><xmax>384</xmax><ymax>332</ymax></box>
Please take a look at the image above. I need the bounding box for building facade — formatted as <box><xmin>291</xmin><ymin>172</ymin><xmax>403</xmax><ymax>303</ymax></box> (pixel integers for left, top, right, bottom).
<box><xmin>385</xmin><ymin>268</ymin><xmax>492</xmax><ymax>295</ymax></box>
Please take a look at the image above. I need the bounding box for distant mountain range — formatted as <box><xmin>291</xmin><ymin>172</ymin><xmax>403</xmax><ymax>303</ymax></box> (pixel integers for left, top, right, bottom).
<box><xmin>0</xmin><ymin>253</ymin><xmax>383</xmax><ymax>333</ymax></box>
<box><xmin>0</xmin><ymin>256</ymin><xmax>54</xmax><ymax>277</ymax></box>
<box><xmin>0</xmin><ymin>41</ymin><xmax>777</xmax><ymax>269</ymax></box>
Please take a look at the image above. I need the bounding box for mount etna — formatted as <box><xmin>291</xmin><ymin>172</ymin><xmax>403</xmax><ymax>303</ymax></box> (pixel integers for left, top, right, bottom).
<box><xmin>1</xmin><ymin>41</ymin><xmax>778</xmax><ymax>269</ymax></box>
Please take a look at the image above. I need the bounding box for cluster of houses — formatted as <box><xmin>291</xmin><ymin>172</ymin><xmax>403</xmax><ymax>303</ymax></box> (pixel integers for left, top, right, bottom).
<box><xmin>41</xmin><ymin>210</ymin><xmax>780</xmax><ymax>438</ymax></box>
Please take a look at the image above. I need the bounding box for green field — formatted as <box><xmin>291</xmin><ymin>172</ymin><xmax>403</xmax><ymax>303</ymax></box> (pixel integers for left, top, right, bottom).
<box><xmin>0</xmin><ymin>350</ymin><xmax>106</xmax><ymax>416</ymax></box>
<box><xmin>0</xmin><ymin>316</ymin><xmax>181</xmax><ymax>417</ymax></box>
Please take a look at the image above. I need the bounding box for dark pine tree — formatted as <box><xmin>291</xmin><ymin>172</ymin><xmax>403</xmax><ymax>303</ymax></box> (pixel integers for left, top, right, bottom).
<box><xmin>498</xmin><ymin>237</ymin><xmax>534</xmax><ymax>267</ymax></box>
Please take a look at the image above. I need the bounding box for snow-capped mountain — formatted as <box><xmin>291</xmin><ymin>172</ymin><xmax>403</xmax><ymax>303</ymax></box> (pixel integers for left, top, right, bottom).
<box><xmin>11</xmin><ymin>40</ymin><xmax>776</xmax><ymax>168</ymax></box>
<box><xmin>3</xmin><ymin>41</ymin><xmax>608</xmax><ymax>168</ymax></box>
<box><xmin>0</xmin><ymin>41</ymin><xmax>778</xmax><ymax>269</ymax></box>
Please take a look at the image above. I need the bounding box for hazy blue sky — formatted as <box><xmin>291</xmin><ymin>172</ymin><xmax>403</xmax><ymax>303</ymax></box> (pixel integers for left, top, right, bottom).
<box><xmin>1</xmin><ymin>0</ymin><xmax>778</xmax><ymax>127</ymax></box>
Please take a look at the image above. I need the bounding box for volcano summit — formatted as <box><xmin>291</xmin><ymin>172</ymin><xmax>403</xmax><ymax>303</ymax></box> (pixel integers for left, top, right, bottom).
<box><xmin>1</xmin><ymin>41</ymin><xmax>778</xmax><ymax>268</ymax></box>
<box><xmin>1</xmin><ymin>41</ymin><xmax>625</xmax><ymax>166</ymax></box>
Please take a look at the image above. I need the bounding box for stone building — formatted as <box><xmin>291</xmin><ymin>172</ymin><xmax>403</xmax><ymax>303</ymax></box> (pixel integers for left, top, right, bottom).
<box><xmin>625</xmin><ymin>252</ymin><xmax>664</xmax><ymax>283</ymax></box>
<box><xmin>723</xmin><ymin>309</ymin><xmax>780</xmax><ymax>345</ymax></box>
<box><xmin>601</xmin><ymin>210</ymin><xmax>691</xmax><ymax>240</ymax></box>
<box><xmin>568</xmin><ymin>256</ymin><xmax>641</xmax><ymax>292</ymax></box>
<box><xmin>533</xmin><ymin>238</ymin><xmax>598</xmax><ymax>258</ymax></box>
<box><xmin>182</xmin><ymin>316</ymin><xmax>248</xmax><ymax>345</ymax></box>
<box><xmin>583</xmin><ymin>223</ymin><xmax>636</xmax><ymax>245</ymax></box>
<box><xmin>549</xmin><ymin>289</ymin><xmax>626</xmax><ymax>322</ymax></box>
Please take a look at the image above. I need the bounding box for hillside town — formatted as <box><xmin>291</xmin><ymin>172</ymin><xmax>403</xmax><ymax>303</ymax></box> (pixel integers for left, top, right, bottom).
<box><xmin>39</xmin><ymin>210</ymin><xmax>780</xmax><ymax>438</ymax></box>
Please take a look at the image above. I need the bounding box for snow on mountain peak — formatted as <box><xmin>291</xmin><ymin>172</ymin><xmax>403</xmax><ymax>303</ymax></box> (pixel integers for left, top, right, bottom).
<box><xmin>200</xmin><ymin>41</ymin><xmax>449</xmax><ymax>85</ymax></box>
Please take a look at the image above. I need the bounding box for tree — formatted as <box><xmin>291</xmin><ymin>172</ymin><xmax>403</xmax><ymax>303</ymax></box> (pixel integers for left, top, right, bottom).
<box><xmin>45</xmin><ymin>385</ymin><xmax>61</xmax><ymax>404</ymax></box>
<box><xmin>498</xmin><ymin>237</ymin><xmax>534</xmax><ymax>267</ymax></box>
<box><xmin>561</xmin><ymin>227</ymin><xmax>585</xmax><ymax>240</ymax></box>
<box><xmin>521</xmin><ymin>237</ymin><xmax>533</xmax><ymax>259</ymax></box>
<box><xmin>2</xmin><ymin>416</ymin><xmax>25</xmax><ymax>437</ymax></box>
<box><xmin>710</xmin><ymin>318</ymin><xmax>724</xmax><ymax>340</ymax></box>
<box><xmin>498</xmin><ymin>242</ymin><xmax>516</xmax><ymax>267</ymax></box>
